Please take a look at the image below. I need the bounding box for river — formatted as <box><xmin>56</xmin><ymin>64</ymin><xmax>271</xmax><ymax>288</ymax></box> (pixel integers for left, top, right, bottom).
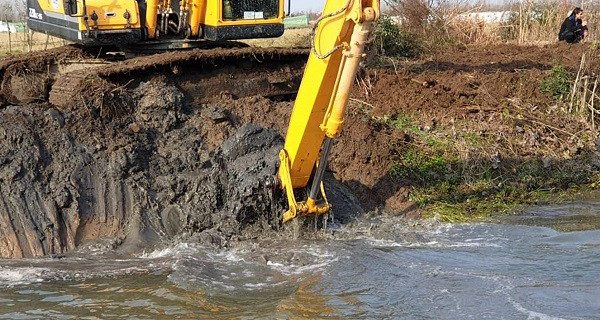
<box><xmin>1</xmin><ymin>201</ymin><xmax>599</xmax><ymax>319</ymax></box>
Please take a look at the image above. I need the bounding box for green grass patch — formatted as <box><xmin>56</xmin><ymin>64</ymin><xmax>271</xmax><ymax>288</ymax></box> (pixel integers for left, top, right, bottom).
<box><xmin>425</xmin><ymin>197</ymin><xmax>514</xmax><ymax>222</ymax></box>
<box><xmin>372</xmin><ymin>16</ymin><xmax>422</xmax><ymax>58</ymax></box>
<box><xmin>376</xmin><ymin>111</ymin><xmax>599</xmax><ymax>223</ymax></box>
<box><xmin>540</xmin><ymin>65</ymin><xmax>572</xmax><ymax>101</ymax></box>
<box><xmin>390</xmin><ymin>148</ymin><xmax>450</xmax><ymax>184</ymax></box>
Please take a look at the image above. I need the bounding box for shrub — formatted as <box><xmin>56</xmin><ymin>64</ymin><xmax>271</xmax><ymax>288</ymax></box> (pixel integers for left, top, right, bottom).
<box><xmin>372</xmin><ymin>16</ymin><xmax>422</xmax><ymax>58</ymax></box>
<box><xmin>540</xmin><ymin>65</ymin><xmax>572</xmax><ymax>100</ymax></box>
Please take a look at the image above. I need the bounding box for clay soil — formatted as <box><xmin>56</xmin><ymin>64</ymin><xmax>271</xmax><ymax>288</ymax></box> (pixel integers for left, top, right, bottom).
<box><xmin>1</xmin><ymin>43</ymin><xmax>599</xmax><ymax>258</ymax></box>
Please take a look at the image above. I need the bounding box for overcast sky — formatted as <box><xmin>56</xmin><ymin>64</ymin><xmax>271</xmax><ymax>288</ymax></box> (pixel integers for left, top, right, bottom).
<box><xmin>290</xmin><ymin>0</ymin><xmax>324</xmax><ymax>13</ymax></box>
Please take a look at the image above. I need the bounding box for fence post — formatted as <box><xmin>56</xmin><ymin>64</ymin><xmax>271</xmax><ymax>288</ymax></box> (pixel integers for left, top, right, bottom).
<box><xmin>518</xmin><ymin>0</ymin><xmax>524</xmax><ymax>44</ymax></box>
<box><xmin>44</xmin><ymin>31</ymin><xmax>50</xmax><ymax>50</ymax></box>
<box><xmin>5</xmin><ymin>16</ymin><xmax>11</xmax><ymax>53</ymax></box>
<box><xmin>25</xmin><ymin>26</ymin><xmax>33</xmax><ymax>52</ymax></box>
<box><xmin>22</xmin><ymin>23</ymin><xmax>26</xmax><ymax>52</ymax></box>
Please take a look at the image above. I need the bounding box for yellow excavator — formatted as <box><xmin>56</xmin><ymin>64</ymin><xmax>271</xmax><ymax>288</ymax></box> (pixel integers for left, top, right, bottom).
<box><xmin>27</xmin><ymin>0</ymin><xmax>286</xmax><ymax>45</ymax></box>
<box><xmin>25</xmin><ymin>0</ymin><xmax>380</xmax><ymax>223</ymax></box>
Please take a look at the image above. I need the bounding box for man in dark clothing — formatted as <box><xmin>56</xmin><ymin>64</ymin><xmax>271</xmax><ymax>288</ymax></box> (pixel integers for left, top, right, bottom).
<box><xmin>559</xmin><ymin>7</ymin><xmax>587</xmax><ymax>43</ymax></box>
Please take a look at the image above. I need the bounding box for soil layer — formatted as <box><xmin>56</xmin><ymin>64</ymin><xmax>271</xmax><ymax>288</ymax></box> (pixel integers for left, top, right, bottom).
<box><xmin>1</xmin><ymin>43</ymin><xmax>599</xmax><ymax>258</ymax></box>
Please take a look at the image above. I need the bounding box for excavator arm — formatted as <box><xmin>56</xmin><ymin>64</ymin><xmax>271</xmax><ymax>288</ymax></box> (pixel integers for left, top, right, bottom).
<box><xmin>278</xmin><ymin>0</ymin><xmax>380</xmax><ymax>222</ymax></box>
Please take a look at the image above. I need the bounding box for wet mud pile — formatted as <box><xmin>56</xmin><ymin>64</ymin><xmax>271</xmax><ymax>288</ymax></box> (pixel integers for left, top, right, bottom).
<box><xmin>1</xmin><ymin>79</ymin><xmax>288</xmax><ymax>258</ymax></box>
<box><xmin>0</xmin><ymin>47</ymin><xmax>363</xmax><ymax>258</ymax></box>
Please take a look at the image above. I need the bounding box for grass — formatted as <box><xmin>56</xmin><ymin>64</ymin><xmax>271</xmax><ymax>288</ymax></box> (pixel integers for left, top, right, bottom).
<box><xmin>540</xmin><ymin>65</ymin><xmax>572</xmax><ymax>101</ymax></box>
<box><xmin>242</xmin><ymin>28</ymin><xmax>311</xmax><ymax>48</ymax></box>
<box><xmin>0</xmin><ymin>31</ymin><xmax>66</xmax><ymax>57</ymax></box>
<box><xmin>377</xmin><ymin>111</ymin><xmax>600</xmax><ymax>223</ymax></box>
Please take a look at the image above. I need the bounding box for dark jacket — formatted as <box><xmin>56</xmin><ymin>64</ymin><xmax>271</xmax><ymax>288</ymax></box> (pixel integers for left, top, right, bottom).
<box><xmin>559</xmin><ymin>15</ymin><xmax>584</xmax><ymax>43</ymax></box>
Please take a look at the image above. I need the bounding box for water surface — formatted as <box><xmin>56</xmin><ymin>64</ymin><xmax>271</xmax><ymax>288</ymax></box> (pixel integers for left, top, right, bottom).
<box><xmin>1</xmin><ymin>202</ymin><xmax>599</xmax><ymax>319</ymax></box>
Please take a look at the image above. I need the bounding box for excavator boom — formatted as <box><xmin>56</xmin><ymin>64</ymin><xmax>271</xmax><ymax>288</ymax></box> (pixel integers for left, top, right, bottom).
<box><xmin>278</xmin><ymin>0</ymin><xmax>380</xmax><ymax>222</ymax></box>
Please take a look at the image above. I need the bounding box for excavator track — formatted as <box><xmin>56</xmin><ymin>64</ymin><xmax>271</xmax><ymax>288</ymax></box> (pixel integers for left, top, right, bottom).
<box><xmin>0</xmin><ymin>45</ymin><xmax>309</xmax><ymax>109</ymax></box>
<box><xmin>0</xmin><ymin>46</ymin><xmax>95</xmax><ymax>105</ymax></box>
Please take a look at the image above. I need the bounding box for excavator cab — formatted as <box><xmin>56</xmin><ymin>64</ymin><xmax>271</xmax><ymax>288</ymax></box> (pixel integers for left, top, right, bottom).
<box><xmin>222</xmin><ymin>0</ymin><xmax>279</xmax><ymax>21</ymax></box>
<box><xmin>199</xmin><ymin>0</ymin><xmax>285</xmax><ymax>41</ymax></box>
<box><xmin>26</xmin><ymin>0</ymin><xmax>286</xmax><ymax>46</ymax></box>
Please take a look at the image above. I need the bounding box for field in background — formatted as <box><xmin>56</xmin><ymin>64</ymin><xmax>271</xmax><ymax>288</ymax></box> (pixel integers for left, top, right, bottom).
<box><xmin>383</xmin><ymin>0</ymin><xmax>600</xmax><ymax>47</ymax></box>
<box><xmin>242</xmin><ymin>28</ymin><xmax>310</xmax><ymax>48</ymax></box>
<box><xmin>0</xmin><ymin>31</ymin><xmax>65</xmax><ymax>56</ymax></box>
<box><xmin>3</xmin><ymin>0</ymin><xmax>597</xmax><ymax>58</ymax></box>
<box><xmin>0</xmin><ymin>28</ymin><xmax>311</xmax><ymax>57</ymax></box>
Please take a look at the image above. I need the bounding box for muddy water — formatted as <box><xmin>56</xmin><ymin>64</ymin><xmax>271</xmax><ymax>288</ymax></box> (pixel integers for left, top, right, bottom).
<box><xmin>0</xmin><ymin>203</ymin><xmax>599</xmax><ymax>319</ymax></box>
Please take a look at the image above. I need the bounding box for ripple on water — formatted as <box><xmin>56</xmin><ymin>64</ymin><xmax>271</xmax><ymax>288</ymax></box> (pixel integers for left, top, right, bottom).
<box><xmin>0</xmin><ymin>267</ymin><xmax>49</xmax><ymax>287</ymax></box>
<box><xmin>0</xmin><ymin>203</ymin><xmax>598</xmax><ymax>319</ymax></box>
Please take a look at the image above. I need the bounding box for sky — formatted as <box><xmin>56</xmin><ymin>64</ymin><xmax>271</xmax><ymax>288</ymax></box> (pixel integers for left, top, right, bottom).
<box><xmin>290</xmin><ymin>0</ymin><xmax>324</xmax><ymax>13</ymax></box>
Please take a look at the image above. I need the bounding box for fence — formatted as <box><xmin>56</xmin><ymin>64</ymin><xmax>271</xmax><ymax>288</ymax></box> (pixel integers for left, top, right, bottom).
<box><xmin>0</xmin><ymin>22</ymin><xmax>66</xmax><ymax>55</ymax></box>
<box><xmin>0</xmin><ymin>21</ymin><xmax>25</xmax><ymax>33</ymax></box>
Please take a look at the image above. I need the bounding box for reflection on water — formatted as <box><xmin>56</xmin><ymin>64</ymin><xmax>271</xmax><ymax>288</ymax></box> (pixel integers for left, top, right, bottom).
<box><xmin>1</xmin><ymin>202</ymin><xmax>599</xmax><ymax>319</ymax></box>
<box><xmin>502</xmin><ymin>200</ymin><xmax>600</xmax><ymax>232</ymax></box>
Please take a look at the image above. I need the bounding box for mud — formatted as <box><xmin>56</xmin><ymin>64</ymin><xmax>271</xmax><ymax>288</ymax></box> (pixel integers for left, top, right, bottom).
<box><xmin>1</xmin><ymin>81</ymin><xmax>279</xmax><ymax>257</ymax></box>
<box><xmin>2</xmin><ymin>43</ymin><xmax>599</xmax><ymax>258</ymax></box>
<box><xmin>0</xmin><ymin>76</ymin><xmax>360</xmax><ymax>258</ymax></box>
<box><xmin>0</xmin><ymin>46</ymin><xmax>308</xmax><ymax>108</ymax></box>
<box><xmin>0</xmin><ymin>46</ymin><xmax>96</xmax><ymax>105</ymax></box>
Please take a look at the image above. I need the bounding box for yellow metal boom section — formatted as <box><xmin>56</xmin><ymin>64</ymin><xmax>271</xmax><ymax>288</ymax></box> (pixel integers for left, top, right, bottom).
<box><xmin>278</xmin><ymin>0</ymin><xmax>380</xmax><ymax>222</ymax></box>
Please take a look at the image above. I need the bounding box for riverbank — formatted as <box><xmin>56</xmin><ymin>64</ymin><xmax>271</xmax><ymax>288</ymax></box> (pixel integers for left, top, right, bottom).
<box><xmin>1</xmin><ymin>43</ymin><xmax>599</xmax><ymax>258</ymax></box>
<box><xmin>345</xmin><ymin>43</ymin><xmax>600</xmax><ymax>222</ymax></box>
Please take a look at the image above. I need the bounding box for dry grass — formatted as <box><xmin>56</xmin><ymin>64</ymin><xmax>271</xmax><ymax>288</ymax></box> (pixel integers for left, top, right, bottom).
<box><xmin>0</xmin><ymin>27</ymin><xmax>310</xmax><ymax>58</ymax></box>
<box><xmin>384</xmin><ymin>0</ymin><xmax>600</xmax><ymax>46</ymax></box>
<box><xmin>0</xmin><ymin>31</ymin><xmax>66</xmax><ymax>57</ymax></box>
<box><xmin>242</xmin><ymin>28</ymin><xmax>311</xmax><ymax>48</ymax></box>
<box><xmin>500</xmin><ymin>1</ymin><xmax>600</xmax><ymax>45</ymax></box>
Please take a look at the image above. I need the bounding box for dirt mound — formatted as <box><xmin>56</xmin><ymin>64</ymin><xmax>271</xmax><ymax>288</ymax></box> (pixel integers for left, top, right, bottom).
<box><xmin>48</xmin><ymin>47</ymin><xmax>307</xmax><ymax>111</ymax></box>
<box><xmin>355</xmin><ymin>43</ymin><xmax>596</xmax><ymax>136</ymax></box>
<box><xmin>0</xmin><ymin>77</ymin><xmax>363</xmax><ymax>258</ymax></box>
<box><xmin>0</xmin><ymin>81</ymin><xmax>281</xmax><ymax>257</ymax></box>
<box><xmin>0</xmin><ymin>46</ymin><xmax>308</xmax><ymax>108</ymax></box>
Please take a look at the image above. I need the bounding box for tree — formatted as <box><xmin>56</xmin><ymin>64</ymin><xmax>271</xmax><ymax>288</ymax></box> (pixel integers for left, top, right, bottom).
<box><xmin>0</xmin><ymin>0</ymin><xmax>26</xmax><ymax>21</ymax></box>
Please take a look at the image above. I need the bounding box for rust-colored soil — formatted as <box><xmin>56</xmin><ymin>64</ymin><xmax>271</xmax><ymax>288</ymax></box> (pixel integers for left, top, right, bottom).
<box><xmin>0</xmin><ymin>46</ymin><xmax>94</xmax><ymax>104</ymax></box>
<box><xmin>335</xmin><ymin>43</ymin><xmax>598</xmax><ymax>211</ymax></box>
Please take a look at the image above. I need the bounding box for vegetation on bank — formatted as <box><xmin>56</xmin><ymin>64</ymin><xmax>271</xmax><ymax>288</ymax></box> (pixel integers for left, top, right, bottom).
<box><xmin>373</xmin><ymin>109</ymin><xmax>600</xmax><ymax>222</ymax></box>
<box><xmin>355</xmin><ymin>44</ymin><xmax>600</xmax><ymax>222</ymax></box>
<box><xmin>371</xmin><ymin>16</ymin><xmax>422</xmax><ymax>58</ymax></box>
<box><xmin>372</xmin><ymin>0</ymin><xmax>600</xmax><ymax>57</ymax></box>
<box><xmin>360</xmin><ymin>1</ymin><xmax>600</xmax><ymax>222</ymax></box>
